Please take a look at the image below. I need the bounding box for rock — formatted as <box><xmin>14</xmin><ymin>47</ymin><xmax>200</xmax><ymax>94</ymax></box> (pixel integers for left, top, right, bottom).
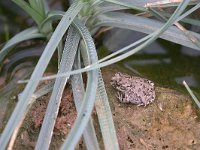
<box><xmin>102</xmin><ymin>65</ymin><xmax>200</xmax><ymax>150</ymax></box>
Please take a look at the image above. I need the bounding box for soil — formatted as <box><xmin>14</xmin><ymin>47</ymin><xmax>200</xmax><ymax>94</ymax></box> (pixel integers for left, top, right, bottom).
<box><xmin>104</xmin><ymin>66</ymin><xmax>200</xmax><ymax>150</ymax></box>
<box><xmin>14</xmin><ymin>84</ymin><xmax>78</xmax><ymax>150</ymax></box>
<box><xmin>13</xmin><ymin>65</ymin><xmax>200</xmax><ymax>150</ymax></box>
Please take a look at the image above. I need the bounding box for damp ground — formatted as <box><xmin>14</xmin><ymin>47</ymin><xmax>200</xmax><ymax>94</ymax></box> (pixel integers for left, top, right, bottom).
<box><xmin>13</xmin><ymin>65</ymin><xmax>200</xmax><ymax>150</ymax></box>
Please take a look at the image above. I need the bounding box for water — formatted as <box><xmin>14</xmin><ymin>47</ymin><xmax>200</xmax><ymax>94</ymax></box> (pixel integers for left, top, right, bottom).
<box><xmin>102</xmin><ymin>28</ymin><xmax>200</xmax><ymax>95</ymax></box>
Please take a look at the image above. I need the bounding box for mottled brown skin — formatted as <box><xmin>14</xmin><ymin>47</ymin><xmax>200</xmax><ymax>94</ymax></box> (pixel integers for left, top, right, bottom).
<box><xmin>110</xmin><ymin>72</ymin><xmax>155</xmax><ymax>106</ymax></box>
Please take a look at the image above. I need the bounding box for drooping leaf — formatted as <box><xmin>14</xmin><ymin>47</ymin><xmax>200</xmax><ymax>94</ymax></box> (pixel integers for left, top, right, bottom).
<box><xmin>0</xmin><ymin>27</ymin><xmax>45</xmax><ymax>62</ymax></box>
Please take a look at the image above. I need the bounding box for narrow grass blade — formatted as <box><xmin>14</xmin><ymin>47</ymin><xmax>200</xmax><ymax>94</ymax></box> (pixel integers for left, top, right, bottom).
<box><xmin>159</xmin><ymin>11</ymin><xmax>200</xmax><ymax>26</ymax></box>
<box><xmin>28</xmin><ymin>0</ymin><xmax>38</xmax><ymax>9</ymax></box>
<box><xmin>35</xmin><ymin>26</ymin><xmax>80</xmax><ymax>150</ymax></box>
<box><xmin>144</xmin><ymin>0</ymin><xmax>198</xmax><ymax>8</ymax></box>
<box><xmin>33</xmin><ymin>81</ymin><xmax>54</xmax><ymax>99</ymax></box>
<box><xmin>0</xmin><ymin>27</ymin><xmax>45</xmax><ymax>62</ymax></box>
<box><xmin>174</xmin><ymin>2</ymin><xmax>200</xmax><ymax>23</ymax></box>
<box><xmin>25</xmin><ymin>0</ymin><xmax>191</xmax><ymax>82</ymax></box>
<box><xmin>71</xmin><ymin>51</ymin><xmax>100</xmax><ymax>150</ymax></box>
<box><xmin>104</xmin><ymin>0</ymin><xmax>147</xmax><ymax>12</ymax></box>
<box><xmin>95</xmin><ymin>70</ymin><xmax>119</xmax><ymax>150</ymax></box>
<box><xmin>29</xmin><ymin>0</ymin><xmax>46</xmax><ymax>18</ymax></box>
<box><xmin>97</xmin><ymin>33</ymin><xmax>152</xmax><ymax>64</ymax></box>
<box><xmin>40</xmin><ymin>10</ymin><xmax>64</xmax><ymax>30</ymax></box>
<box><xmin>61</xmin><ymin>18</ymin><xmax>99</xmax><ymax>150</ymax></box>
<box><xmin>12</xmin><ymin>0</ymin><xmax>44</xmax><ymax>25</ymax></box>
<box><xmin>93</xmin><ymin>1</ymin><xmax>128</xmax><ymax>17</ymax></box>
<box><xmin>95</xmin><ymin>12</ymin><xmax>200</xmax><ymax>51</ymax></box>
<box><xmin>149</xmin><ymin>4</ymin><xmax>200</xmax><ymax>48</ymax></box>
<box><xmin>183</xmin><ymin>81</ymin><xmax>200</xmax><ymax>109</ymax></box>
<box><xmin>79</xmin><ymin>30</ymin><xmax>119</xmax><ymax>149</ymax></box>
<box><xmin>57</xmin><ymin>40</ymin><xmax>63</xmax><ymax>69</ymax></box>
<box><xmin>0</xmin><ymin>1</ymin><xmax>84</xmax><ymax>149</ymax></box>
<box><xmin>78</xmin><ymin>24</ymin><xmax>119</xmax><ymax>148</ymax></box>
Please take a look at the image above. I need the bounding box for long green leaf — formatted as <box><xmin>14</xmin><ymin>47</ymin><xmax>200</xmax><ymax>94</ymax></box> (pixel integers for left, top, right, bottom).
<box><xmin>148</xmin><ymin>3</ymin><xmax>200</xmax><ymax>27</ymax></box>
<box><xmin>158</xmin><ymin>11</ymin><xmax>200</xmax><ymax>27</ymax></box>
<box><xmin>149</xmin><ymin>4</ymin><xmax>200</xmax><ymax>49</ymax></box>
<box><xmin>94</xmin><ymin>1</ymin><xmax>128</xmax><ymax>16</ymax></box>
<box><xmin>33</xmin><ymin>81</ymin><xmax>54</xmax><ymax>99</ymax></box>
<box><xmin>35</xmin><ymin>26</ymin><xmax>80</xmax><ymax>150</ymax></box>
<box><xmin>0</xmin><ymin>27</ymin><xmax>45</xmax><ymax>62</ymax></box>
<box><xmin>0</xmin><ymin>1</ymin><xmax>85</xmax><ymax>149</ymax></box>
<box><xmin>26</xmin><ymin>0</ymin><xmax>191</xmax><ymax>82</ymax></box>
<box><xmin>144</xmin><ymin>0</ymin><xmax>199</xmax><ymax>8</ymax></box>
<box><xmin>94</xmin><ymin>12</ymin><xmax>200</xmax><ymax>51</ymax></box>
<box><xmin>93</xmin><ymin>3</ymin><xmax>200</xmax><ymax>63</ymax></box>
<box><xmin>28</xmin><ymin>0</ymin><xmax>39</xmax><ymax>13</ymax></box>
<box><xmin>29</xmin><ymin>0</ymin><xmax>46</xmax><ymax>18</ymax></box>
<box><xmin>12</xmin><ymin>0</ymin><xmax>44</xmax><ymax>25</ymax></box>
<box><xmin>76</xmin><ymin>23</ymin><xmax>119</xmax><ymax>149</ymax></box>
<box><xmin>71</xmin><ymin>50</ymin><xmax>100</xmax><ymax>150</ymax></box>
<box><xmin>61</xmin><ymin>18</ymin><xmax>99</xmax><ymax>150</ymax></box>
<box><xmin>40</xmin><ymin>10</ymin><xmax>64</xmax><ymax>30</ymax></box>
<box><xmin>95</xmin><ymin>70</ymin><xmax>119</xmax><ymax>150</ymax></box>
<box><xmin>183</xmin><ymin>81</ymin><xmax>200</xmax><ymax>109</ymax></box>
<box><xmin>104</xmin><ymin>0</ymin><xmax>146</xmax><ymax>11</ymax></box>
<box><xmin>175</xmin><ymin>2</ymin><xmax>200</xmax><ymax>24</ymax></box>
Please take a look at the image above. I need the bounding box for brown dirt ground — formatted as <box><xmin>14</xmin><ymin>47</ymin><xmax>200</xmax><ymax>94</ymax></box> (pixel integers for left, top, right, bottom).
<box><xmin>104</xmin><ymin>66</ymin><xmax>200</xmax><ymax>150</ymax></box>
<box><xmin>13</xmin><ymin>65</ymin><xmax>200</xmax><ymax>150</ymax></box>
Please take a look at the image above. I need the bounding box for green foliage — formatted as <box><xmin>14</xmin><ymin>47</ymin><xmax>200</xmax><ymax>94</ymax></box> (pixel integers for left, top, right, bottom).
<box><xmin>12</xmin><ymin>0</ymin><xmax>46</xmax><ymax>26</ymax></box>
<box><xmin>183</xmin><ymin>81</ymin><xmax>200</xmax><ymax>109</ymax></box>
<box><xmin>0</xmin><ymin>0</ymin><xmax>199</xmax><ymax>149</ymax></box>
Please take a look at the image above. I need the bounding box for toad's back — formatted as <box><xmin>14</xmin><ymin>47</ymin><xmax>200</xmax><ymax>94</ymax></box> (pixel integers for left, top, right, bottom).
<box><xmin>110</xmin><ymin>72</ymin><xmax>155</xmax><ymax>106</ymax></box>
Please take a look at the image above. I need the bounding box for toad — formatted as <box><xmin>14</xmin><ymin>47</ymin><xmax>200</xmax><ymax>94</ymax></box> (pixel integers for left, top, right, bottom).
<box><xmin>110</xmin><ymin>72</ymin><xmax>155</xmax><ymax>106</ymax></box>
